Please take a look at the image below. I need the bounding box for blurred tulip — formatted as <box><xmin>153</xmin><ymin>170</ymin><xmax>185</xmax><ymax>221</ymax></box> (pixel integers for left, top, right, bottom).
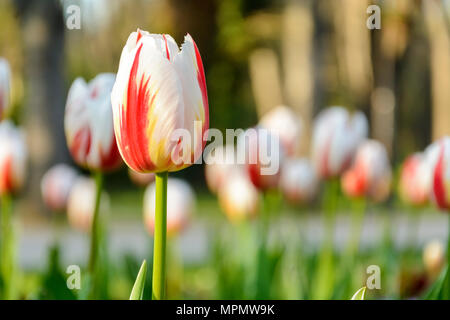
<box><xmin>218</xmin><ymin>170</ymin><xmax>259</xmax><ymax>223</ymax></box>
<box><xmin>0</xmin><ymin>120</ymin><xmax>27</xmax><ymax>195</ymax></box>
<box><xmin>399</xmin><ymin>153</ymin><xmax>431</xmax><ymax>207</ymax></box>
<box><xmin>423</xmin><ymin>239</ymin><xmax>444</xmax><ymax>277</ymax></box>
<box><xmin>41</xmin><ymin>164</ymin><xmax>79</xmax><ymax>212</ymax></box>
<box><xmin>341</xmin><ymin>140</ymin><xmax>392</xmax><ymax>202</ymax></box>
<box><xmin>237</xmin><ymin>127</ymin><xmax>283</xmax><ymax>191</ymax></box>
<box><xmin>143</xmin><ymin>178</ymin><xmax>194</xmax><ymax>236</ymax></box>
<box><xmin>312</xmin><ymin>106</ymin><xmax>368</xmax><ymax>179</ymax></box>
<box><xmin>280</xmin><ymin>158</ymin><xmax>319</xmax><ymax>204</ymax></box>
<box><xmin>425</xmin><ymin>136</ymin><xmax>450</xmax><ymax>211</ymax></box>
<box><xmin>111</xmin><ymin>29</ymin><xmax>209</xmax><ymax>173</ymax></box>
<box><xmin>204</xmin><ymin>144</ymin><xmax>240</xmax><ymax>194</ymax></box>
<box><xmin>67</xmin><ymin>177</ymin><xmax>109</xmax><ymax>232</ymax></box>
<box><xmin>128</xmin><ymin>168</ymin><xmax>155</xmax><ymax>187</ymax></box>
<box><xmin>259</xmin><ymin>105</ymin><xmax>302</xmax><ymax>157</ymax></box>
<box><xmin>65</xmin><ymin>73</ymin><xmax>122</xmax><ymax>171</ymax></box>
<box><xmin>0</xmin><ymin>58</ymin><xmax>11</xmax><ymax>120</ymax></box>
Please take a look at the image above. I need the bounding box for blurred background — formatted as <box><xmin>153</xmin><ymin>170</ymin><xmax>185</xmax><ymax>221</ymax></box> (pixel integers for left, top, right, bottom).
<box><xmin>0</xmin><ymin>0</ymin><xmax>450</xmax><ymax>300</ymax></box>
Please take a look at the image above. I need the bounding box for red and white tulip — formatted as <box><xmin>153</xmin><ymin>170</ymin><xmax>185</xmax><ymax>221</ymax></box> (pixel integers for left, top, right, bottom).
<box><xmin>237</xmin><ymin>127</ymin><xmax>284</xmax><ymax>191</ymax></box>
<box><xmin>425</xmin><ymin>136</ymin><xmax>450</xmax><ymax>211</ymax></box>
<box><xmin>143</xmin><ymin>178</ymin><xmax>195</xmax><ymax>236</ymax></box>
<box><xmin>0</xmin><ymin>120</ymin><xmax>27</xmax><ymax>195</ymax></box>
<box><xmin>64</xmin><ymin>73</ymin><xmax>122</xmax><ymax>171</ymax></box>
<box><xmin>399</xmin><ymin>153</ymin><xmax>431</xmax><ymax>207</ymax></box>
<box><xmin>0</xmin><ymin>58</ymin><xmax>11</xmax><ymax>120</ymax></box>
<box><xmin>280</xmin><ymin>158</ymin><xmax>319</xmax><ymax>204</ymax></box>
<box><xmin>110</xmin><ymin>29</ymin><xmax>209</xmax><ymax>173</ymax></box>
<box><xmin>341</xmin><ymin>140</ymin><xmax>392</xmax><ymax>202</ymax></box>
<box><xmin>312</xmin><ymin>106</ymin><xmax>368</xmax><ymax>179</ymax></box>
<box><xmin>259</xmin><ymin>105</ymin><xmax>302</xmax><ymax>157</ymax></box>
<box><xmin>41</xmin><ymin>164</ymin><xmax>79</xmax><ymax>212</ymax></box>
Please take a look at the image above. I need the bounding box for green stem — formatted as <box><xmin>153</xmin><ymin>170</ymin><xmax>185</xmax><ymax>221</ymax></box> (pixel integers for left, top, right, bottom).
<box><xmin>346</xmin><ymin>197</ymin><xmax>366</xmax><ymax>261</ymax></box>
<box><xmin>152</xmin><ymin>171</ymin><xmax>168</xmax><ymax>300</ymax></box>
<box><xmin>1</xmin><ymin>193</ymin><xmax>13</xmax><ymax>300</ymax></box>
<box><xmin>446</xmin><ymin>215</ymin><xmax>450</xmax><ymax>299</ymax></box>
<box><xmin>88</xmin><ymin>171</ymin><xmax>103</xmax><ymax>298</ymax></box>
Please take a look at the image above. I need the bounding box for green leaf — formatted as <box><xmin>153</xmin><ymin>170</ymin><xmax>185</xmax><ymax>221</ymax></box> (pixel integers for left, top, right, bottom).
<box><xmin>129</xmin><ymin>260</ymin><xmax>147</xmax><ymax>300</ymax></box>
<box><xmin>422</xmin><ymin>265</ymin><xmax>448</xmax><ymax>300</ymax></box>
<box><xmin>351</xmin><ymin>286</ymin><xmax>366</xmax><ymax>300</ymax></box>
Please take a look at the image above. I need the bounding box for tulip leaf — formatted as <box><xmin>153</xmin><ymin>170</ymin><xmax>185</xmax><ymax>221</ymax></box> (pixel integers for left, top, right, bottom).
<box><xmin>422</xmin><ymin>265</ymin><xmax>448</xmax><ymax>300</ymax></box>
<box><xmin>351</xmin><ymin>286</ymin><xmax>366</xmax><ymax>300</ymax></box>
<box><xmin>129</xmin><ymin>260</ymin><xmax>147</xmax><ymax>300</ymax></box>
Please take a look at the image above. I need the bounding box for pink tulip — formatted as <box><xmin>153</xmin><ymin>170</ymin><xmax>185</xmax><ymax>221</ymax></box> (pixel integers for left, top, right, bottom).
<box><xmin>66</xmin><ymin>177</ymin><xmax>109</xmax><ymax>232</ymax></box>
<box><xmin>259</xmin><ymin>105</ymin><xmax>302</xmax><ymax>157</ymax></box>
<box><xmin>128</xmin><ymin>168</ymin><xmax>155</xmax><ymax>187</ymax></box>
<box><xmin>0</xmin><ymin>120</ymin><xmax>27</xmax><ymax>195</ymax></box>
<box><xmin>143</xmin><ymin>178</ymin><xmax>194</xmax><ymax>236</ymax></box>
<box><xmin>65</xmin><ymin>73</ymin><xmax>122</xmax><ymax>171</ymax></box>
<box><xmin>341</xmin><ymin>140</ymin><xmax>392</xmax><ymax>202</ymax></box>
<box><xmin>425</xmin><ymin>136</ymin><xmax>450</xmax><ymax>211</ymax></box>
<box><xmin>399</xmin><ymin>153</ymin><xmax>431</xmax><ymax>207</ymax></box>
<box><xmin>41</xmin><ymin>164</ymin><xmax>79</xmax><ymax>212</ymax></box>
<box><xmin>0</xmin><ymin>58</ymin><xmax>11</xmax><ymax>120</ymax></box>
<box><xmin>312</xmin><ymin>106</ymin><xmax>368</xmax><ymax>179</ymax></box>
<box><xmin>280</xmin><ymin>158</ymin><xmax>319</xmax><ymax>204</ymax></box>
<box><xmin>218</xmin><ymin>170</ymin><xmax>259</xmax><ymax>223</ymax></box>
<box><xmin>110</xmin><ymin>29</ymin><xmax>209</xmax><ymax>173</ymax></box>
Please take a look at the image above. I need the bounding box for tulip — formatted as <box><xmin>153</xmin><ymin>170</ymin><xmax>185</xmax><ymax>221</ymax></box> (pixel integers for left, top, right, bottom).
<box><xmin>236</xmin><ymin>127</ymin><xmax>283</xmax><ymax>191</ymax></box>
<box><xmin>0</xmin><ymin>58</ymin><xmax>11</xmax><ymax>120</ymax></box>
<box><xmin>65</xmin><ymin>73</ymin><xmax>122</xmax><ymax>172</ymax></box>
<box><xmin>204</xmin><ymin>144</ymin><xmax>239</xmax><ymax>194</ymax></box>
<box><xmin>143</xmin><ymin>178</ymin><xmax>194</xmax><ymax>236</ymax></box>
<box><xmin>423</xmin><ymin>239</ymin><xmax>445</xmax><ymax>278</ymax></box>
<box><xmin>280</xmin><ymin>158</ymin><xmax>318</xmax><ymax>204</ymax></box>
<box><xmin>259</xmin><ymin>105</ymin><xmax>302</xmax><ymax>157</ymax></box>
<box><xmin>425</xmin><ymin>137</ymin><xmax>450</xmax><ymax>211</ymax></box>
<box><xmin>399</xmin><ymin>153</ymin><xmax>431</xmax><ymax>207</ymax></box>
<box><xmin>0</xmin><ymin>120</ymin><xmax>27</xmax><ymax>196</ymax></box>
<box><xmin>425</xmin><ymin>136</ymin><xmax>450</xmax><ymax>297</ymax></box>
<box><xmin>218</xmin><ymin>169</ymin><xmax>259</xmax><ymax>223</ymax></box>
<box><xmin>341</xmin><ymin>140</ymin><xmax>392</xmax><ymax>202</ymax></box>
<box><xmin>41</xmin><ymin>164</ymin><xmax>79</xmax><ymax>212</ymax></box>
<box><xmin>312</xmin><ymin>106</ymin><xmax>368</xmax><ymax>179</ymax></box>
<box><xmin>111</xmin><ymin>29</ymin><xmax>209</xmax><ymax>300</ymax></box>
<box><xmin>0</xmin><ymin>120</ymin><xmax>27</xmax><ymax>299</ymax></box>
<box><xmin>128</xmin><ymin>168</ymin><xmax>155</xmax><ymax>187</ymax></box>
<box><xmin>66</xmin><ymin>176</ymin><xmax>109</xmax><ymax>232</ymax></box>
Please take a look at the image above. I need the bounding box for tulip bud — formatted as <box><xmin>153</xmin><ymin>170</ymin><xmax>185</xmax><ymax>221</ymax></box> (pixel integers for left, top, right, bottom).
<box><xmin>64</xmin><ymin>73</ymin><xmax>122</xmax><ymax>171</ymax></box>
<box><xmin>425</xmin><ymin>136</ymin><xmax>450</xmax><ymax>211</ymax></box>
<box><xmin>67</xmin><ymin>177</ymin><xmax>110</xmax><ymax>232</ymax></box>
<box><xmin>399</xmin><ymin>153</ymin><xmax>431</xmax><ymax>207</ymax></box>
<box><xmin>204</xmin><ymin>144</ymin><xmax>240</xmax><ymax>194</ymax></box>
<box><xmin>0</xmin><ymin>120</ymin><xmax>27</xmax><ymax>195</ymax></box>
<box><xmin>128</xmin><ymin>168</ymin><xmax>155</xmax><ymax>187</ymax></box>
<box><xmin>237</xmin><ymin>127</ymin><xmax>283</xmax><ymax>191</ymax></box>
<box><xmin>280</xmin><ymin>158</ymin><xmax>319</xmax><ymax>204</ymax></box>
<box><xmin>312</xmin><ymin>106</ymin><xmax>368</xmax><ymax>179</ymax></box>
<box><xmin>341</xmin><ymin>140</ymin><xmax>392</xmax><ymax>202</ymax></box>
<box><xmin>218</xmin><ymin>170</ymin><xmax>259</xmax><ymax>223</ymax></box>
<box><xmin>143</xmin><ymin>178</ymin><xmax>194</xmax><ymax>236</ymax></box>
<box><xmin>423</xmin><ymin>239</ymin><xmax>444</xmax><ymax>277</ymax></box>
<box><xmin>0</xmin><ymin>58</ymin><xmax>11</xmax><ymax>120</ymax></box>
<box><xmin>41</xmin><ymin>164</ymin><xmax>79</xmax><ymax>212</ymax></box>
<box><xmin>259</xmin><ymin>105</ymin><xmax>302</xmax><ymax>157</ymax></box>
<box><xmin>111</xmin><ymin>29</ymin><xmax>209</xmax><ymax>173</ymax></box>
